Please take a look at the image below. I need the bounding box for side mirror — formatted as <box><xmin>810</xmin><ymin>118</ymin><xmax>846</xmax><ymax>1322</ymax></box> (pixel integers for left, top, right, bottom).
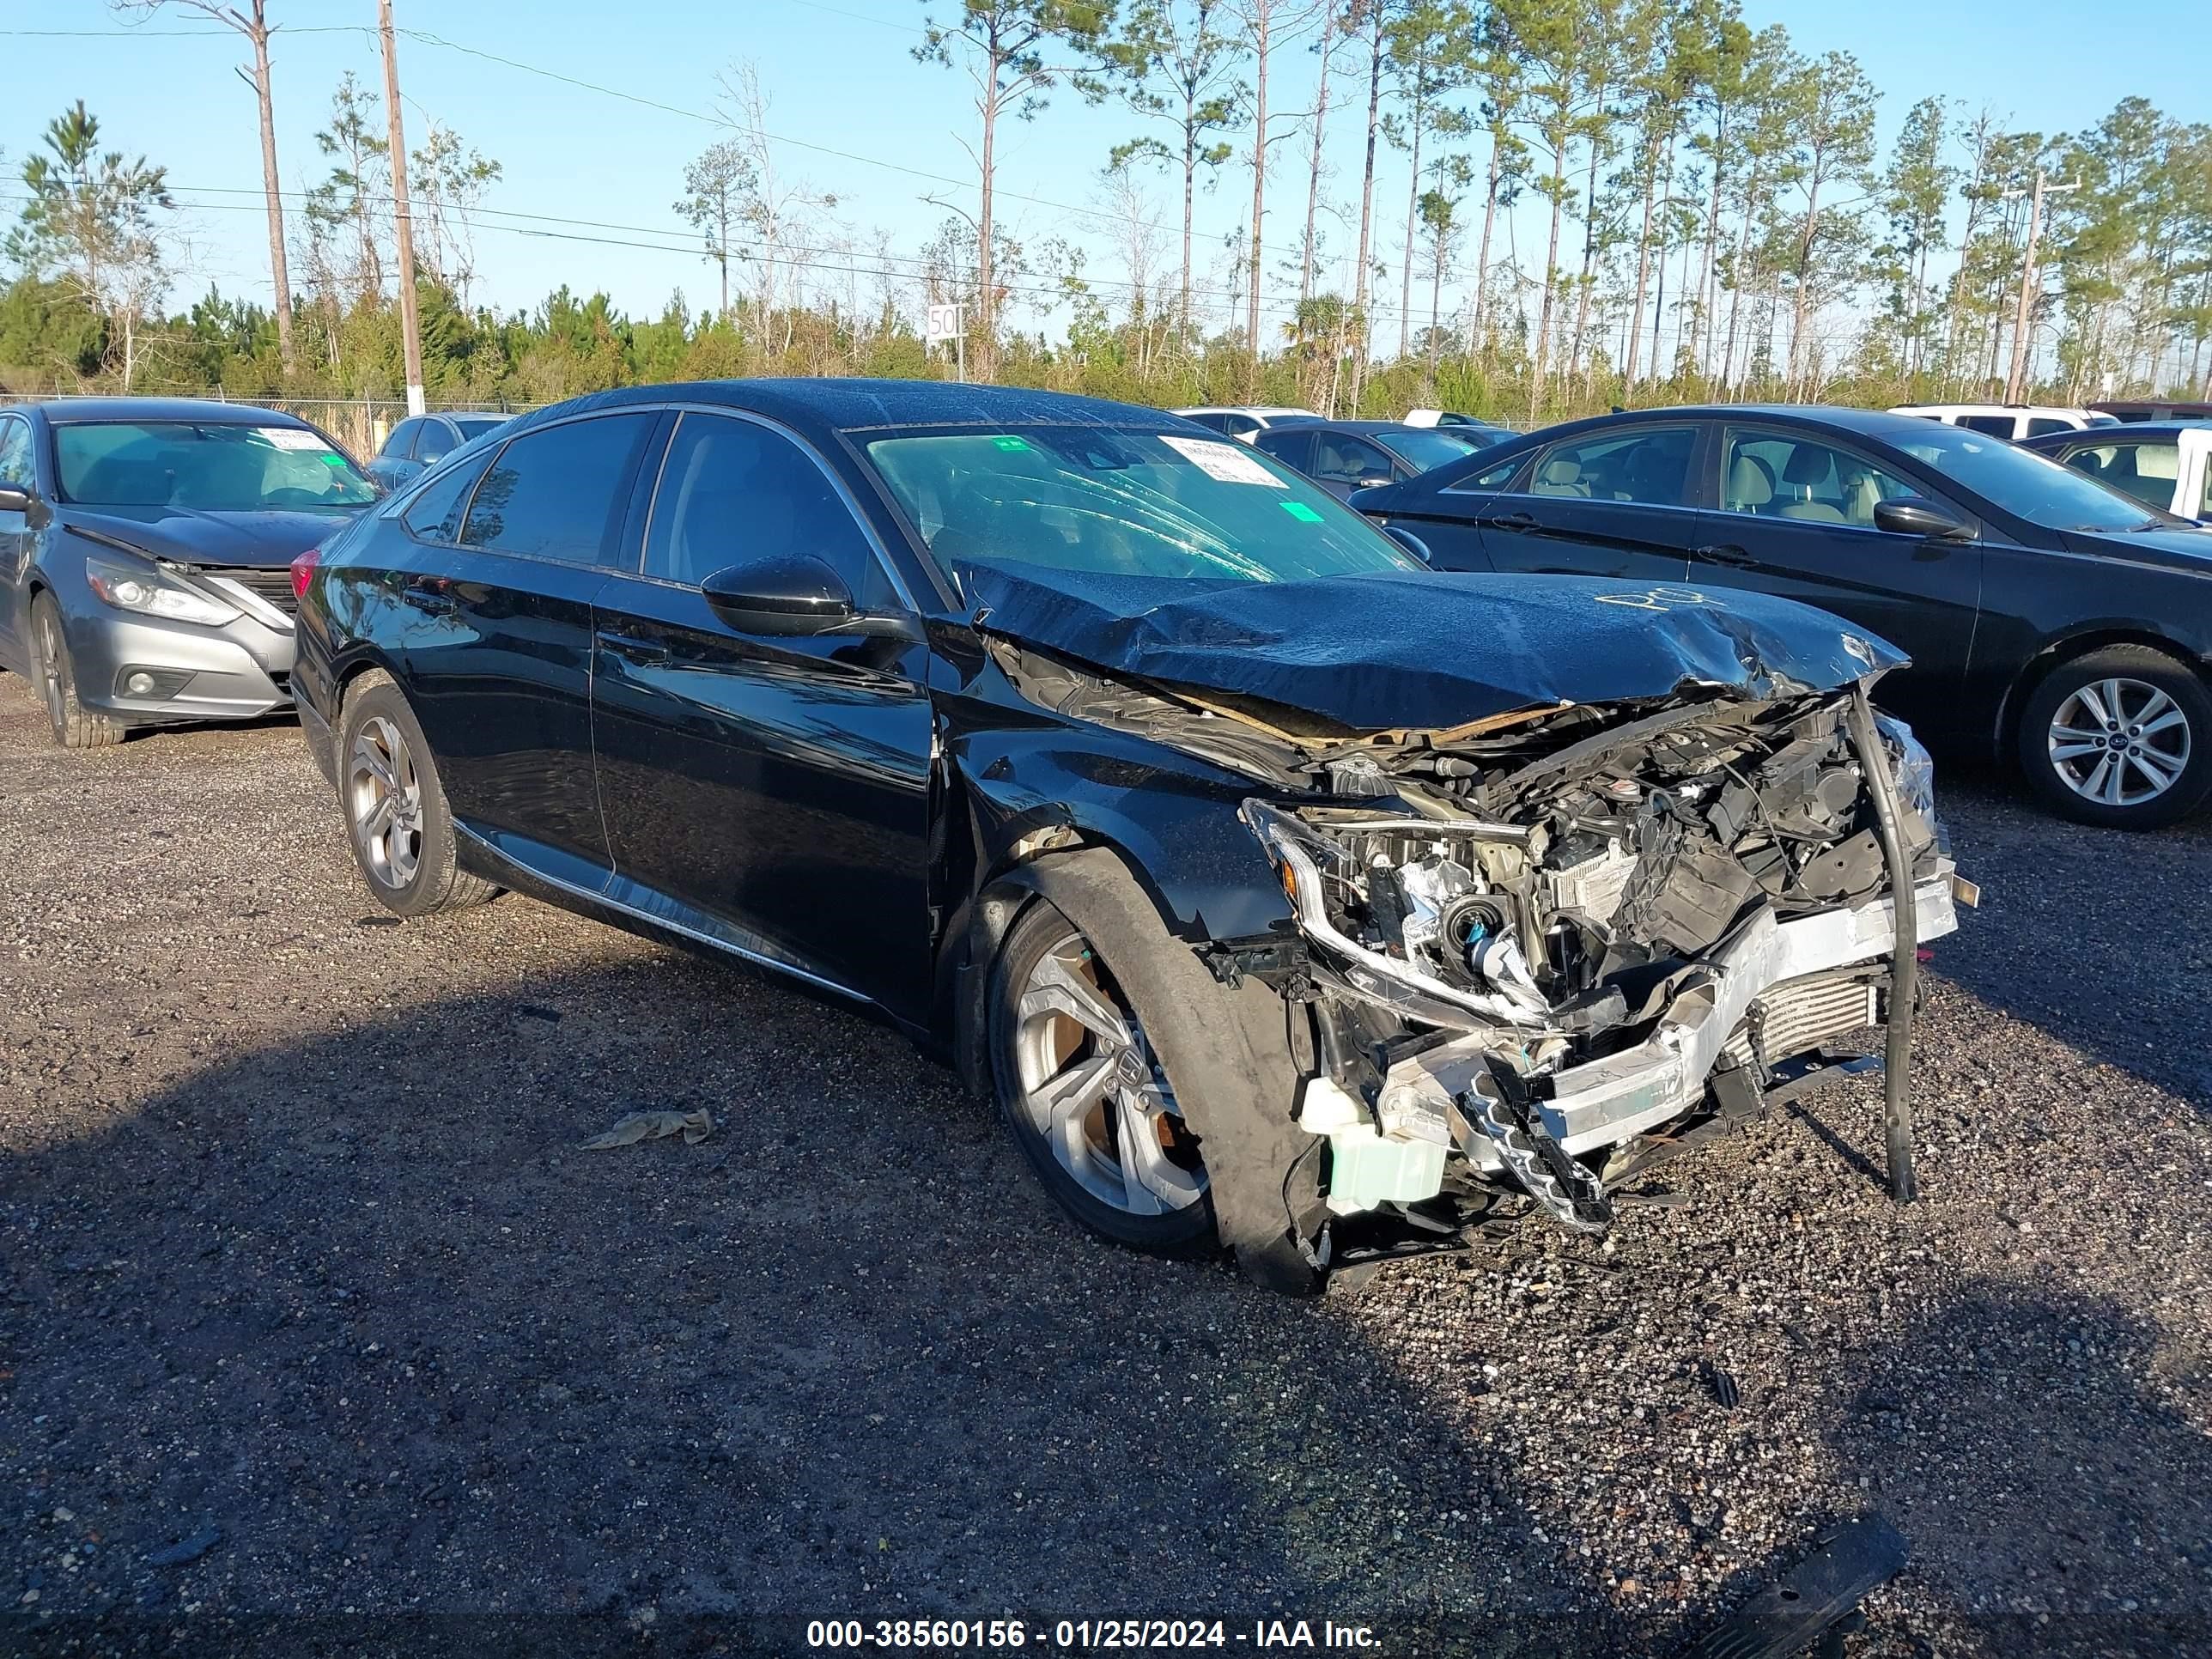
<box><xmin>1873</xmin><ymin>496</ymin><xmax>1973</xmax><ymax>540</ymax></box>
<box><xmin>0</xmin><ymin>485</ymin><xmax>30</xmax><ymax>514</ymax></box>
<box><xmin>1355</xmin><ymin>468</ymin><xmax>1395</xmax><ymax>488</ymax></box>
<box><xmin>700</xmin><ymin>556</ymin><xmax>856</xmax><ymax>635</ymax></box>
<box><xmin>1383</xmin><ymin>526</ymin><xmax>1433</xmax><ymax>562</ymax></box>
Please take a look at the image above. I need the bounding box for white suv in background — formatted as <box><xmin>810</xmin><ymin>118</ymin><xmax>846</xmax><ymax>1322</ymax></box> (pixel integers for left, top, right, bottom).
<box><xmin>1888</xmin><ymin>403</ymin><xmax>2118</xmax><ymax>441</ymax></box>
<box><xmin>1170</xmin><ymin>405</ymin><xmax>1322</xmax><ymax>443</ymax></box>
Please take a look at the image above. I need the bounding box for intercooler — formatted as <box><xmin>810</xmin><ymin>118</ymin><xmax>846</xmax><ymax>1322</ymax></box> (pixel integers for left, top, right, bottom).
<box><xmin>1721</xmin><ymin>967</ymin><xmax>1881</xmax><ymax>1075</ymax></box>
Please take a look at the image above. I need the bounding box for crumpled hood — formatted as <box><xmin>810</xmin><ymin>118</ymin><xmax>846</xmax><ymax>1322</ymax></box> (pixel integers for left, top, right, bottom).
<box><xmin>963</xmin><ymin>562</ymin><xmax>1904</xmax><ymax>732</ymax></box>
<box><xmin>61</xmin><ymin>503</ymin><xmax>367</xmax><ymax>569</ymax></box>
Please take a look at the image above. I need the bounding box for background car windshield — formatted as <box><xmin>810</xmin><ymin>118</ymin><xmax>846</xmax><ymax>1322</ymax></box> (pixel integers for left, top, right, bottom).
<box><xmin>1893</xmin><ymin>422</ymin><xmax>2169</xmax><ymax>532</ymax></box>
<box><xmin>1376</xmin><ymin>428</ymin><xmax>1483</xmax><ymax>471</ymax></box>
<box><xmin>863</xmin><ymin>425</ymin><xmax>1418</xmax><ymax>584</ymax></box>
<box><xmin>453</xmin><ymin>417</ymin><xmax>507</xmax><ymax>441</ymax></box>
<box><xmin>55</xmin><ymin>422</ymin><xmax>378</xmax><ymax>511</ymax></box>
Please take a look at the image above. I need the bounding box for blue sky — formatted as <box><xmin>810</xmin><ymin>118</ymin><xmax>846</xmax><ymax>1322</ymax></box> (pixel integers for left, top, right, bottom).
<box><xmin>3</xmin><ymin>0</ymin><xmax>2203</xmax><ymax>339</ymax></box>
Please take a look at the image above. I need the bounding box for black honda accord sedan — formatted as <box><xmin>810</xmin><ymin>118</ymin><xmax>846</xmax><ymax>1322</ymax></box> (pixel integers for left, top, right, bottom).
<box><xmin>1355</xmin><ymin>405</ymin><xmax>2212</xmax><ymax>829</ymax></box>
<box><xmin>292</xmin><ymin>380</ymin><xmax>1962</xmax><ymax>1291</ymax></box>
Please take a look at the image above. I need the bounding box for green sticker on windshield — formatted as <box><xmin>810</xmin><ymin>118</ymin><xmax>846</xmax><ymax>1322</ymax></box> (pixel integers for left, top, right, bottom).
<box><xmin>1279</xmin><ymin>500</ymin><xmax>1324</xmax><ymax>524</ymax></box>
<box><xmin>320</xmin><ymin>453</ymin><xmax>349</xmax><ymax>466</ymax></box>
<box><xmin>992</xmin><ymin>435</ymin><xmax>1030</xmax><ymax>452</ymax></box>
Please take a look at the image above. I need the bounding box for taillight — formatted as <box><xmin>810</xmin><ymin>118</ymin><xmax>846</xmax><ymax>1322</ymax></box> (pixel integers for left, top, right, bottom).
<box><xmin>290</xmin><ymin>545</ymin><xmax>321</xmax><ymax>602</ymax></box>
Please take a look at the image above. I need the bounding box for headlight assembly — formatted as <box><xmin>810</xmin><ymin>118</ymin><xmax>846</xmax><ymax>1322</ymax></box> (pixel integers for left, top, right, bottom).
<box><xmin>83</xmin><ymin>554</ymin><xmax>240</xmax><ymax>627</ymax></box>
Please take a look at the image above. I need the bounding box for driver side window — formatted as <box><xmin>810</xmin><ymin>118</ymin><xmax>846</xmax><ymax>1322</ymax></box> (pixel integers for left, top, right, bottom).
<box><xmin>1721</xmin><ymin>431</ymin><xmax>1920</xmax><ymax>529</ymax></box>
<box><xmin>643</xmin><ymin>412</ymin><xmax>897</xmax><ymax>610</ymax></box>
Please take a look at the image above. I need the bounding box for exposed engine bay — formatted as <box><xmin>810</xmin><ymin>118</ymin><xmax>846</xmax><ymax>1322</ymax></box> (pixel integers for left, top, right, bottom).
<box><xmin>991</xmin><ymin>636</ymin><xmax>1966</xmax><ymax>1256</ymax></box>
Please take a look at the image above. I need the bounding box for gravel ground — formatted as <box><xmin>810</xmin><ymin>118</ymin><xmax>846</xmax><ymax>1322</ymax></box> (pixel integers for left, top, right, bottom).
<box><xmin>3</xmin><ymin>680</ymin><xmax>2210</xmax><ymax>1658</ymax></box>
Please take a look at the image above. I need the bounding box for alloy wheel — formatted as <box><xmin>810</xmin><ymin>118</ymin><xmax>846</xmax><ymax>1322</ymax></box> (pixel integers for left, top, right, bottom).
<box><xmin>2045</xmin><ymin>677</ymin><xmax>2192</xmax><ymax>809</ymax></box>
<box><xmin>35</xmin><ymin>609</ymin><xmax>67</xmax><ymax>737</ymax></box>
<box><xmin>348</xmin><ymin>714</ymin><xmax>425</xmax><ymax>889</ymax></box>
<box><xmin>1012</xmin><ymin>931</ymin><xmax>1206</xmax><ymax>1217</ymax></box>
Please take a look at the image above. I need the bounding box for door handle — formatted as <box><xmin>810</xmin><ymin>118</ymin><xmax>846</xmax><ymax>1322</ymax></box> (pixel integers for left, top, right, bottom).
<box><xmin>597</xmin><ymin>631</ymin><xmax>670</xmax><ymax>665</ymax></box>
<box><xmin>1692</xmin><ymin>543</ymin><xmax>1755</xmax><ymax>568</ymax></box>
<box><xmin>1485</xmin><ymin>510</ymin><xmax>1538</xmax><ymax>531</ymax></box>
<box><xmin>401</xmin><ymin>577</ymin><xmax>457</xmax><ymax>614</ymax></box>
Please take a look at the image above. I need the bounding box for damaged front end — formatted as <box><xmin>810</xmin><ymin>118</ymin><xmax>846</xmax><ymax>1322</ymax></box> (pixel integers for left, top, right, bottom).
<box><xmin>1236</xmin><ymin>686</ymin><xmax>1964</xmax><ymax>1253</ymax></box>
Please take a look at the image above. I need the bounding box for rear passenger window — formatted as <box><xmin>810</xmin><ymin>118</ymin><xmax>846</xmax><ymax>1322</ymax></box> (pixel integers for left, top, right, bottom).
<box><xmin>1526</xmin><ymin>427</ymin><xmax>1696</xmax><ymax>507</ymax></box>
<box><xmin>642</xmin><ymin>412</ymin><xmax>896</xmax><ymax>610</ymax></box>
<box><xmin>402</xmin><ymin>448</ymin><xmax>493</xmax><ymax>542</ymax></box>
<box><xmin>1252</xmin><ymin>428</ymin><xmax>1312</xmax><ymax>471</ymax></box>
<box><xmin>462</xmin><ymin>413</ymin><xmax>657</xmax><ymax>565</ymax></box>
<box><xmin>2024</xmin><ymin>418</ymin><xmax>2072</xmax><ymax>438</ymax></box>
<box><xmin>1957</xmin><ymin>415</ymin><xmax>2014</xmax><ymax>437</ymax></box>
<box><xmin>415</xmin><ymin>421</ymin><xmax>457</xmax><ymax>464</ymax></box>
<box><xmin>380</xmin><ymin>417</ymin><xmax>423</xmax><ymax>459</ymax></box>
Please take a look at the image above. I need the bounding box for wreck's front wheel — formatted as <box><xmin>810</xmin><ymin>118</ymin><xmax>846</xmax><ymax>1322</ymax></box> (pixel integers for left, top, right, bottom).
<box><xmin>988</xmin><ymin>898</ymin><xmax>1216</xmax><ymax>1256</ymax></box>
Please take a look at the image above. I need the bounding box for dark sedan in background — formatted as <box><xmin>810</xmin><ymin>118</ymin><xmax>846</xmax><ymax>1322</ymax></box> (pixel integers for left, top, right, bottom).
<box><xmin>1251</xmin><ymin>418</ymin><xmax>1511</xmax><ymax>498</ymax></box>
<box><xmin>2019</xmin><ymin>421</ymin><xmax>2210</xmax><ymax>524</ymax></box>
<box><xmin>1356</xmin><ymin>404</ymin><xmax>2212</xmax><ymax>828</ymax></box>
<box><xmin>363</xmin><ymin>411</ymin><xmax>513</xmax><ymax>490</ymax></box>
<box><xmin>0</xmin><ymin>398</ymin><xmax>379</xmax><ymax>747</ymax></box>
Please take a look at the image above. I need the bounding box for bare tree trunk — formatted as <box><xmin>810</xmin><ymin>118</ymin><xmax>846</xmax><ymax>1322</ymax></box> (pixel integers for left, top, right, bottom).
<box><xmin>1473</xmin><ymin>140</ymin><xmax>1502</xmax><ymax>367</ymax></box>
<box><xmin>1180</xmin><ymin>96</ymin><xmax>1199</xmax><ymax>345</ymax></box>
<box><xmin>1692</xmin><ymin>119</ymin><xmax>1724</xmax><ymax>383</ymax></box>
<box><xmin>1398</xmin><ymin>114</ymin><xmax>1424</xmax><ymax>359</ymax></box>
<box><xmin>1299</xmin><ymin>9</ymin><xmax>1334</xmax><ymax>307</ymax></box>
<box><xmin>1350</xmin><ymin>15</ymin><xmax>1383</xmax><ymax>410</ymax></box>
<box><xmin>979</xmin><ymin>75</ymin><xmax>999</xmax><ymax>382</ymax></box>
<box><xmin>1245</xmin><ymin>4</ymin><xmax>1271</xmax><ymax>393</ymax></box>
<box><xmin>1567</xmin><ymin>91</ymin><xmax>1607</xmax><ymax>391</ymax></box>
<box><xmin>1624</xmin><ymin>132</ymin><xmax>1660</xmax><ymax>385</ymax></box>
<box><xmin>1427</xmin><ymin>226</ymin><xmax>1445</xmax><ymax>380</ymax></box>
<box><xmin>1720</xmin><ymin>188</ymin><xmax>1754</xmax><ymax>392</ymax></box>
<box><xmin>1530</xmin><ymin>143</ymin><xmax>1567</xmax><ymax>417</ymax></box>
<box><xmin>246</xmin><ymin>5</ymin><xmax>295</xmax><ymax>375</ymax></box>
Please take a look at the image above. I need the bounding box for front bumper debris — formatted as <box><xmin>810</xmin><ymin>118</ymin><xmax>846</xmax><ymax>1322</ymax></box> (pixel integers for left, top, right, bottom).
<box><xmin>1376</xmin><ymin>873</ymin><xmax>1958</xmax><ymax>1172</ymax></box>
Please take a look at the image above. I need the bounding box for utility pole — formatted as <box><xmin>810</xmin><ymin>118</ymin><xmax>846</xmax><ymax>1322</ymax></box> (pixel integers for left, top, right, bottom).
<box><xmin>2002</xmin><ymin>167</ymin><xmax>2080</xmax><ymax>406</ymax></box>
<box><xmin>379</xmin><ymin>0</ymin><xmax>426</xmax><ymax>417</ymax></box>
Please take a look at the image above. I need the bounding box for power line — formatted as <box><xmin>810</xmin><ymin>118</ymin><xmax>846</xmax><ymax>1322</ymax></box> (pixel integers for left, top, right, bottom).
<box><xmin>16</xmin><ymin>21</ymin><xmax>1457</xmax><ymax>327</ymax></box>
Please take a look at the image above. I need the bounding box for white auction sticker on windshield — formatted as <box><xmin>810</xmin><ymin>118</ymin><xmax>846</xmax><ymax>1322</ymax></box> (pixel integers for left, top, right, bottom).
<box><xmin>1159</xmin><ymin>434</ymin><xmax>1286</xmax><ymax>486</ymax></box>
<box><xmin>258</xmin><ymin>428</ymin><xmax>325</xmax><ymax>451</ymax></box>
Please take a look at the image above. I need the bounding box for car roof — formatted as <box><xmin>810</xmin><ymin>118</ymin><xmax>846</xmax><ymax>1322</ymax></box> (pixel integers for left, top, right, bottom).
<box><xmin>2021</xmin><ymin>421</ymin><xmax>2212</xmax><ymax>443</ymax></box>
<box><xmin>27</xmin><ymin>397</ymin><xmax>317</xmax><ymax>428</ymax></box>
<box><xmin>1263</xmin><ymin>418</ymin><xmax>1430</xmax><ymax>436</ymax></box>
<box><xmin>1517</xmin><ymin>404</ymin><xmax>1972</xmax><ymax>443</ymax></box>
<box><xmin>529</xmin><ymin>378</ymin><xmax>1182</xmax><ymax>437</ymax></box>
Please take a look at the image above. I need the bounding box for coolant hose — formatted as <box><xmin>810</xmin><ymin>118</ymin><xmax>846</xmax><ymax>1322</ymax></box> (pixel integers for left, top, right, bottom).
<box><xmin>1846</xmin><ymin>684</ymin><xmax>1917</xmax><ymax>1204</ymax></box>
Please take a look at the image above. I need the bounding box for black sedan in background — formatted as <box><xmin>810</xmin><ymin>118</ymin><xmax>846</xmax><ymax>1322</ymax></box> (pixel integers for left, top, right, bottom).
<box><xmin>363</xmin><ymin>411</ymin><xmax>512</xmax><ymax>490</ymax></box>
<box><xmin>1251</xmin><ymin>419</ymin><xmax>1510</xmax><ymax>498</ymax></box>
<box><xmin>1357</xmin><ymin>405</ymin><xmax>2212</xmax><ymax>828</ymax></box>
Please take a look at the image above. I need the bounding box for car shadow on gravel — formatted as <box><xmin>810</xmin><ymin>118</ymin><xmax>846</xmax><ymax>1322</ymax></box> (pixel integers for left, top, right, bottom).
<box><xmin>1922</xmin><ymin>767</ymin><xmax>2212</xmax><ymax>1110</ymax></box>
<box><xmin>1807</xmin><ymin>1278</ymin><xmax>2212</xmax><ymax>1657</ymax></box>
<box><xmin>2</xmin><ymin>956</ymin><xmax>1624</xmax><ymax>1655</ymax></box>
<box><xmin>6</xmin><ymin>951</ymin><xmax>2212</xmax><ymax>1656</ymax></box>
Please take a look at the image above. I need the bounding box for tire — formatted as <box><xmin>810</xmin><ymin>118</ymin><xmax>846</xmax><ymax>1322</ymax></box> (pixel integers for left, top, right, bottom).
<box><xmin>337</xmin><ymin>671</ymin><xmax>499</xmax><ymax>917</ymax></box>
<box><xmin>28</xmin><ymin>593</ymin><xmax>121</xmax><ymax>750</ymax></box>
<box><xmin>2017</xmin><ymin>645</ymin><xmax>2212</xmax><ymax>830</ymax></box>
<box><xmin>986</xmin><ymin>895</ymin><xmax>1218</xmax><ymax>1259</ymax></box>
